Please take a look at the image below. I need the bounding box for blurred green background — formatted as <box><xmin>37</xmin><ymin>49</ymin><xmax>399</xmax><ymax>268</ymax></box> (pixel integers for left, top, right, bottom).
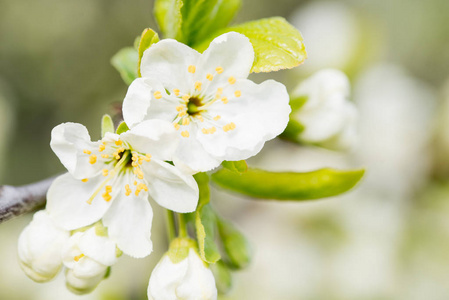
<box><xmin>1</xmin><ymin>0</ymin><xmax>449</xmax><ymax>299</ymax></box>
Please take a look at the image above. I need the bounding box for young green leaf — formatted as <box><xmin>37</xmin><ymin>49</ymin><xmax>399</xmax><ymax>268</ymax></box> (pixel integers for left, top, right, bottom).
<box><xmin>217</xmin><ymin>217</ymin><xmax>251</xmax><ymax>269</ymax></box>
<box><xmin>210</xmin><ymin>260</ymin><xmax>233</xmax><ymax>294</ymax></box>
<box><xmin>137</xmin><ymin>29</ymin><xmax>160</xmax><ymax>77</ymax></box>
<box><xmin>194</xmin><ymin>173</ymin><xmax>221</xmax><ymax>263</ymax></box>
<box><xmin>211</xmin><ymin>168</ymin><xmax>365</xmax><ymax>200</ymax></box>
<box><xmin>181</xmin><ymin>0</ymin><xmax>241</xmax><ymax>46</ymax></box>
<box><xmin>101</xmin><ymin>114</ymin><xmax>114</xmax><ymax>138</ymax></box>
<box><xmin>115</xmin><ymin>122</ymin><xmax>130</xmax><ymax>134</ymax></box>
<box><xmin>195</xmin><ymin>17</ymin><xmax>307</xmax><ymax>73</ymax></box>
<box><xmin>154</xmin><ymin>0</ymin><xmax>184</xmax><ymax>40</ymax></box>
<box><xmin>111</xmin><ymin>47</ymin><xmax>138</xmax><ymax>85</ymax></box>
<box><xmin>221</xmin><ymin>160</ymin><xmax>248</xmax><ymax>174</ymax></box>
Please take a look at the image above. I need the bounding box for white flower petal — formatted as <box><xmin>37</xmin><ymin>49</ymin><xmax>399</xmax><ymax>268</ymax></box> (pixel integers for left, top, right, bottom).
<box><xmin>142</xmin><ymin>159</ymin><xmax>199</xmax><ymax>213</ymax></box>
<box><xmin>50</xmin><ymin>123</ymin><xmax>102</xmax><ymax>179</ymax></box>
<box><xmin>148</xmin><ymin>255</ymin><xmax>189</xmax><ymax>300</ymax></box>
<box><xmin>18</xmin><ymin>210</ymin><xmax>70</xmax><ymax>283</ymax></box>
<box><xmin>121</xmin><ymin>120</ymin><xmax>179</xmax><ymax>161</ymax></box>
<box><xmin>176</xmin><ymin>249</ymin><xmax>217</xmax><ymax>300</ymax></box>
<box><xmin>102</xmin><ymin>179</ymin><xmax>153</xmax><ymax>258</ymax></box>
<box><xmin>199</xmin><ymin>79</ymin><xmax>290</xmax><ymax>161</ymax></box>
<box><xmin>198</xmin><ymin>32</ymin><xmax>254</xmax><ymax>93</ymax></box>
<box><xmin>122</xmin><ymin>78</ymin><xmax>153</xmax><ymax>128</ymax></box>
<box><xmin>141</xmin><ymin>39</ymin><xmax>201</xmax><ymax>92</ymax></box>
<box><xmin>79</xmin><ymin>228</ymin><xmax>117</xmax><ymax>266</ymax></box>
<box><xmin>46</xmin><ymin>173</ymin><xmax>113</xmax><ymax>230</ymax></box>
<box><xmin>65</xmin><ymin>268</ymin><xmax>106</xmax><ymax>295</ymax></box>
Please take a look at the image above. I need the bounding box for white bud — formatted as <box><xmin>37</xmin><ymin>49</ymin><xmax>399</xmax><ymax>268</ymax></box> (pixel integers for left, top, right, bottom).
<box><xmin>18</xmin><ymin>210</ymin><xmax>70</xmax><ymax>282</ymax></box>
<box><xmin>148</xmin><ymin>246</ymin><xmax>217</xmax><ymax>300</ymax></box>
<box><xmin>292</xmin><ymin>69</ymin><xmax>357</xmax><ymax>150</ymax></box>
<box><xmin>62</xmin><ymin>227</ymin><xmax>117</xmax><ymax>294</ymax></box>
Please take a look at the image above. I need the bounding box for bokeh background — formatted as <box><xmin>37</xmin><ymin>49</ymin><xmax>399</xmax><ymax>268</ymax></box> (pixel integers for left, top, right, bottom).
<box><xmin>1</xmin><ymin>0</ymin><xmax>449</xmax><ymax>299</ymax></box>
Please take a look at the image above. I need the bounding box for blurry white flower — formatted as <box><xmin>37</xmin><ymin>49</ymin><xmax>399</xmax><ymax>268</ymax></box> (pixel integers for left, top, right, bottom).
<box><xmin>292</xmin><ymin>69</ymin><xmax>357</xmax><ymax>150</ymax></box>
<box><xmin>18</xmin><ymin>210</ymin><xmax>70</xmax><ymax>282</ymax></box>
<box><xmin>148</xmin><ymin>239</ymin><xmax>217</xmax><ymax>300</ymax></box>
<box><xmin>62</xmin><ymin>227</ymin><xmax>117</xmax><ymax>294</ymax></box>
<box><xmin>47</xmin><ymin>119</ymin><xmax>198</xmax><ymax>258</ymax></box>
<box><xmin>123</xmin><ymin>32</ymin><xmax>290</xmax><ymax>173</ymax></box>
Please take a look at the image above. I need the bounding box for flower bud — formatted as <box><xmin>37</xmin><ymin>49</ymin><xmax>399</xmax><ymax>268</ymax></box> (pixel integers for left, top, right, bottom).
<box><xmin>18</xmin><ymin>210</ymin><xmax>70</xmax><ymax>282</ymax></box>
<box><xmin>288</xmin><ymin>69</ymin><xmax>357</xmax><ymax>150</ymax></box>
<box><xmin>62</xmin><ymin>227</ymin><xmax>117</xmax><ymax>294</ymax></box>
<box><xmin>148</xmin><ymin>238</ymin><xmax>217</xmax><ymax>300</ymax></box>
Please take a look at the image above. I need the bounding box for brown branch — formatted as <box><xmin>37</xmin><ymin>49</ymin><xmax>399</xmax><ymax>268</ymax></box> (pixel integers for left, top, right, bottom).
<box><xmin>0</xmin><ymin>176</ymin><xmax>58</xmax><ymax>224</ymax></box>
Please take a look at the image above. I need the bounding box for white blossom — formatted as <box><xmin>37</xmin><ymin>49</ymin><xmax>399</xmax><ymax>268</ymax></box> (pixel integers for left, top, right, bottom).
<box><xmin>148</xmin><ymin>240</ymin><xmax>217</xmax><ymax>300</ymax></box>
<box><xmin>47</xmin><ymin>119</ymin><xmax>199</xmax><ymax>258</ymax></box>
<box><xmin>123</xmin><ymin>32</ymin><xmax>291</xmax><ymax>172</ymax></box>
<box><xmin>292</xmin><ymin>69</ymin><xmax>357</xmax><ymax>150</ymax></box>
<box><xmin>18</xmin><ymin>210</ymin><xmax>70</xmax><ymax>282</ymax></box>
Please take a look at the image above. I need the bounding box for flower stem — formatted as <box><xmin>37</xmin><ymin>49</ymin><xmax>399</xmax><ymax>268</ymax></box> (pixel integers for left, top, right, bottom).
<box><xmin>165</xmin><ymin>210</ymin><xmax>176</xmax><ymax>241</ymax></box>
<box><xmin>177</xmin><ymin>213</ymin><xmax>188</xmax><ymax>238</ymax></box>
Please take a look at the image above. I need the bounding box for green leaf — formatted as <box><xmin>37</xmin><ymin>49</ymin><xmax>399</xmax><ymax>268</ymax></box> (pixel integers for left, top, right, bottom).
<box><xmin>210</xmin><ymin>260</ymin><xmax>233</xmax><ymax>294</ymax></box>
<box><xmin>111</xmin><ymin>47</ymin><xmax>138</xmax><ymax>85</ymax></box>
<box><xmin>222</xmin><ymin>160</ymin><xmax>248</xmax><ymax>174</ymax></box>
<box><xmin>137</xmin><ymin>29</ymin><xmax>160</xmax><ymax>77</ymax></box>
<box><xmin>281</xmin><ymin>118</ymin><xmax>305</xmax><ymax>142</ymax></box>
<box><xmin>154</xmin><ymin>0</ymin><xmax>184</xmax><ymax>40</ymax></box>
<box><xmin>101</xmin><ymin>114</ymin><xmax>114</xmax><ymax>138</ymax></box>
<box><xmin>181</xmin><ymin>0</ymin><xmax>241</xmax><ymax>46</ymax></box>
<box><xmin>211</xmin><ymin>168</ymin><xmax>365</xmax><ymax>200</ymax></box>
<box><xmin>115</xmin><ymin>122</ymin><xmax>130</xmax><ymax>134</ymax></box>
<box><xmin>195</xmin><ymin>17</ymin><xmax>307</xmax><ymax>73</ymax></box>
<box><xmin>217</xmin><ymin>217</ymin><xmax>251</xmax><ymax>269</ymax></box>
<box><xmin>194</xmin><ymin>173</ymin><xmax>221</xmax><ymax>263</ymax></box>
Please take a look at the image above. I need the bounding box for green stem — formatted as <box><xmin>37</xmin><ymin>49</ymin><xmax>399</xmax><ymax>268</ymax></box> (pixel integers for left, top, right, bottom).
<box><xmin>177</xmin><ymin>213</ymin><xmax>188</xmax><ymax>238</ymax></box>
<box><xmin>165</xmin><ymin>210</ymin><xmax>176</xmax><ymax>241</ymax></box>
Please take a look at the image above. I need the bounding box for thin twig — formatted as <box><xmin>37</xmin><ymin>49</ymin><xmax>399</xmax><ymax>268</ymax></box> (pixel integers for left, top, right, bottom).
<box><xmin>0</xmin><ymin>176</ymin><xmax>58</xmax><ymax>224</ymax></box>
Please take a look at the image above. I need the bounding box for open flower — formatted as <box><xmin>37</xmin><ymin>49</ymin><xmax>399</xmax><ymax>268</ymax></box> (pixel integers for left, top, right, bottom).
<box><xmin>123</xmin><ymin>32</ymin><xmax>291</xmax><ymax>172</ymax></box>
<box><xmin>47</xmin><ymin>120</ymin><xmax>199</xmax><ymax>258</ymax></box>
<box><xmin>62</xmin><ymin>227</ymin><xmax>117</xmax><ymax>294</ymax></box>
<box><xmin>18</xmin><ymin>210</ymin><xmax>70</xmax><ymax>282</ymax></box>
<box><xmin>291</xmin><ymin>69</ymin><xmax>357</xmax><ymax>150</ymax></box>
<box><xmin>148</xmin><ymin>238</ymin><xmax>217</xmax><ymax>300</ymax></box>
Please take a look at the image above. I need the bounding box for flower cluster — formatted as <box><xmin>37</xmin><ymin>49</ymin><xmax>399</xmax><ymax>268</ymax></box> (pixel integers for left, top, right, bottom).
<box><xmin>18</xmin><ymin>32</ymin><xmax>290</xmax><ymax>299</ymax></box>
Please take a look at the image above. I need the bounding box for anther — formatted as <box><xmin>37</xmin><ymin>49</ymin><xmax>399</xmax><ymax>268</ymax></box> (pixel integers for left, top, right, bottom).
<box><xmin>89</xmin><ymin>155</ymin><xmax>97</xmax><ymax>164</ymax></box>
<box><xmin>234</xmin><ymin>90</ymin><xmax>241</xmax><ymax>97</ymax></box>
<box><xmin>181</xmin><ymin>131</ymin><xmax>190</xmax><ymax>138</ymax></box>
<box><xmin>196</xmin><ymin>115</ymin><xmax>204</xmax><ymax>122</ymax></box>
<box><xmin>214</xmin><ymin>115</ymin><xmax>221</xmax><ymax>121</ymax></box>
<box><xmin>206</xmin><ymin>73</ymin><xmax>213</xmax><ymax>81</ymax></box>
<box><xmin>83</xmin><ymin>149</ymin><xmax>91</xmax><ymax>155</ymax></box>
<box><xmin>216</xmin><ymin>66</ymin><xmax>224</xmax><ymax>74</ymax></box>
<box><xmin>182</xmin><ymin>94</ymin><xmax>190</xmax><ymax>102</ymax></box>
<box><xmin>102</xmin><ymin>169</ymin><xmax>109</xmax><ymax>177</ymax></box>
<box><xmin>173</xmin><ymin>89</ymin><xmax>180</xmax><ymax>96</ymax></box>
<box><xmin>228</xmin><ymin>77</ymin><xmax>236</xmax><ymax>85</ymax></box>
<box><xmin>216</xmin><ymin>88</ymin><xmax>223</xmax><ymax>95</ymax></box>
<box><xmin>145</xmin><ymin>153</ymin><xmax>152</xmax><ymax>161</ymax></box>
<box><xmin>188</xmin><ymin>65</ymin><xmax>196</xmax><ymax>73</ymax></box>
<box><xmin>125</xmin><ymin>184</ymin><xmax>132</xmax><ymax>196</ymax></box>
<box><xmin>195</xmin><ymin>81</ymin><xmax>202</xmax><ymax>91</ymax></box>
<box><xmin>221</xmin><ymin>97</ymin><xmax>228</xmax><ymax>104</ymax></box>
<box><xmin>178</xmin><ymin>111</ymin><xmax>187</xmax><ymax>117</ymax></box>
<box><xmin>115</xmin><ymin>140</ymin><xmax>123</xmax><ymax>146</ymax></box>
<box><xmin>74</xmin><ymin>254</ymin><xmax>85</xmax><ymax>262</ymax></box>
<box><xmin>173</xmin><ymin>123</ymin><xmax>180</xmax><ymax>130</ymax></box>
<box><xmin>176</xmin><ymin>105</ymin><xmax>184</xmax><ymax>111</ymax></box>
<box><xmin>154</xmin><ymin>91</ymin><xmax>162</xmax><ymax>99</ymax></box>
<box><xmin>99</xmin><ymin>144</ymin><xmax>105</xmax><ymax>152</ymax></box>
<box><xmin>81</xmin><ymin>178</ymin><xmax>89</xmax><ymax>182</ymax></box>
<box><xmin>182</xmin><ymin>118</ymin><xmax>190</xmax><ymax>126</ymax></box>
<box><xmin>101</xmin><ymin>154</ymin><xmax>109</xmax><ymax>159</ymax></box>
<box><xmin>102</xmin><ymin>192</ymin><xmax>112</xmax><ymax>202</ymax></box>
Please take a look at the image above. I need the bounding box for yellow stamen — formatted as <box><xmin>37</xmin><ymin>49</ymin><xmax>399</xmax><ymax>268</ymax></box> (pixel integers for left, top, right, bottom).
<box><xmin>83</xmin><ymin>149</ymin><xmax>91</xmax><ymax>155</ymax></box>
<box><xmin>216</xmin><ymin>66</ymin><xmax>224</xmax><ymax>74</ymax></box>
<box><xmin>81</xmin><ymin>178</ymin><xmax>89</xmax><ymax>183</ymax></box>
<box><xmin>132</xmin><ymin>161</ymin><xmax>138</xmax><ymax>167</ymax></box>
<box><xmin>228</xmin><ymin>76</ymin><xmax>236</xmax><ymax>85</ymax></box>
<box><xmin>206</xmin><ymin>73</ymin><xmax>213</xmax><ymax>81</ymax></box>
<box><xmin>173</xmin><ymin>88</ymin><xmax>180</xmax><ymax>96</ymax></box>
<box><xmin>178</xmin><ymin>111</ymin><xmax>187</xmax><ymax>117</ymax></box>
<box><xmin>182</xmin><ymin>118</ymin><xmax>190</xmax><ymax>126</ymax></box>
<box><xmin>115</xmin><ymin>140</ymin><xmax>122</xmax><ymax>146</ymax></box>
<box><xmin>101</xmin><ymin>154</ymin><xmax>109</xmax><ymax>159</ymax></box>
<box><xmin>234</xmin><ymin>90</ymin><xmax>241</xmax><ymax>97</ymax></box>
<box><xmin>216</xmin><ymin>88</ymin><xmax>223</xmax><ymax>95</ymax></box>
<box><xmin>89</xmin><ymin>155</ymin><xmax>97</xmax><ymax>164</ymax></box>
<box><xmin>145</xmin><ymin>153</ymin><xmax>152</xmax><ymax>161</ymax></box>
<box><xmin>182</xmin><ymin>94</ymin><xmax>190</xmax><ymax>102</ymax></box>
<box><xmin>99</xmin><ymin>144</ymin><xmax>105</xmax><ymax>152</ymax></box>
<box><xmin>195</xmin><ymin>81</ymin><xmax>202</xmax><ymax>91</ymax></box>
<box><xmin>138</xmin><ymin>183</ymin><xmax>148</xmax><ymax>192</ymax></box>
<box><xmin>214</xmin><ymin>115</ymin><xmax>221</xmax><ymax>121</ymax></box>
<box><xmin>105</xmin><ymin>185</ymin><xmax>112</xmax><ymax>193</ymax></box>
<box><xmin>202</xmin><ymin>128</ymin><xmax>208</xmax><ymax>134</ymax></box>
<box><xmin>138</xmin><ymin>158</ymin><xmax>143</xmax><ymax>165</ymax></box>
<box><xmin>196</xmin><ymin>115</ymin><xmax>204</xmax><ymax>122</ymax></box>
<box><xmin>176</xmin><ymin>105</ymin><xmax>184</xmax><ymax>111</ymax></box>
<box><xmin>118</xmin><ymin>147</ymin><xmax>125</xmax><ymax>153</ymax></box>
<box><xmin>74</xmin><ymin>254</ymin><xmax>85</xmax><ymax>262</ymax></box>
<box><xmin>173</xmin><ymin>123</ymin><xmax>180</xmax><ymax>130</ymax></box>
<box><xmin>125</xmin><ymin>184</ymin><xmax>132</xmax><ymax>196</ymax></box>
<box><xmin>181</xmin><ymin>131</ymin><xmax>190</xmax><ymax>138</ymax></box>
<box><xmin>223</xmin><ymin>122</ymin><xmax>236</xmax><ymax>132</ymax></box>
<box><xmin>188</xmin><ymin>65</ymin><xmax>196</xmax><ymax>73</ymax></box>
<box><xmin>102</xmin><ymin>169</ymin><xmax>109</xmax><ymax>177</ymax></box>
<box><xmin>102</xmin><ymin>192</ymin><xmax>112</xmax><ymax>202</ymax></box>
<box><xmin>154</xmin><ymin>91</ymin><xmax>162</xmax><ymax>99</ymax></box>
<box><xmin>221</xmin><ymin>97</ymin><xmax>228</xmax><ymax>104</ymax></box>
